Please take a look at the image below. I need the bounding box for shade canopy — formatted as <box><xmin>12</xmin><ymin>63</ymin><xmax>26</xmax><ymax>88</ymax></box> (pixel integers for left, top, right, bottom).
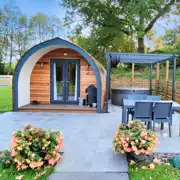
<box><xmin>104</xmin><ymin>52</ymin><xmax>177</xmax><ymax>113</ymax></box>
<box><xmin>105</xmin><ymin>52</ymin><xmax>175</xmax><ymax>67</ymax></box>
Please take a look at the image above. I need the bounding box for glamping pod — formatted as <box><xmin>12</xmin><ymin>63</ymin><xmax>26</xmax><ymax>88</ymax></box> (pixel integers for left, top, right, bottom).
<box><xmin>13</xmin><ymin>38</ymin><xmax>106</xmax><ymax>113</ymax></box>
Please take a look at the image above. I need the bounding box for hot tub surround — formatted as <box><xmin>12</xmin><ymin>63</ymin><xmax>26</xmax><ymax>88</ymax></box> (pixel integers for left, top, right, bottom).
<box><xmin>111</xmin><ymin>87</ymin><xmax>150</xmax><ymax>106</ymax></box>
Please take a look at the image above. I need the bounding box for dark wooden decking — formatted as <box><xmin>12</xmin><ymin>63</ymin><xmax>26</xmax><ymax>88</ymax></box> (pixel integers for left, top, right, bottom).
<box><xmin>18</xmin><ymin>104</ymin><xmax>96</xmax><ymax>113</ymax></box>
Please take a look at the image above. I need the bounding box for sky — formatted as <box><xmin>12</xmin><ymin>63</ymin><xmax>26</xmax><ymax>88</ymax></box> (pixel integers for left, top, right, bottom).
<box><xmin>0</xmin><ymin>0</ymin><xmax>65</xmax><ymax>18</ymax></box>
<box><xmin>0</xmin><ymin>0</ymin><xmax>179</xmax><ymax>48</ymax></box>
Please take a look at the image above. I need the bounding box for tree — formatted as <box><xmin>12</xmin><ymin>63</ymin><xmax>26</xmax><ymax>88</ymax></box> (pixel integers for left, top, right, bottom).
<box><xmin>155</xmin><ymin>36</ymin><xmax>163</xmax><ymax>50</ymax></box>
<box><xmin>30</xmin><ymin>13</ymin><xmax>63</xmax><ymax>44</ymax></box>
<box><xmin>14</xmin><ymin>15</ymin><xmax>31</xmax><ymax>57</ymax></box>
<box><xmin>163</xmin><ymin>25</ymin><xmax>180</xmax><ymax>45</ymax></box>
<box><xmin>0</xmin><ymin>52</ymin><xmax>5</xmax><ymax>74</ymax></box>
<box><xmin>61</xmin><ymin>0</ymin><xmax>178</xmax><ymax>52</ymax></box>
<box><xmin>30</xmin><ymin>13</ymin><xmax>49</xmax><ymax>43</ymax></box>
<box><xmin>72</xmin><ymin>26</ymin><xmax>136</xmax><ymax>65</ymax></box>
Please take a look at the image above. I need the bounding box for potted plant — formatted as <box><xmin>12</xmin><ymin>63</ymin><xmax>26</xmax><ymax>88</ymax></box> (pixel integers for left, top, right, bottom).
<box><xmin>11</xmin><ymin>124</ymin><xmax>63</xmax><ymax>170</ymax></box>
<box><xmin>113</xmin><ymin>120</ymin><xmax>158</xmax><ymax>162</ymax></box>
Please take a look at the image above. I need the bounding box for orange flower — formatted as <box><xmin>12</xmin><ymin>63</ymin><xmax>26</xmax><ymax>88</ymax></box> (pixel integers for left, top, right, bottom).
<box><xmin>153</xmin><ymin>159</ymin><xmax>161</xmax><ymax>165</ymax></box>
<box><xmin>48</xmin><ymin>158</ymin><xmax>56</xmax><ymax>165</ymax></box>
<box><xmin>28</xmin><ymin>136</ymin><xmax>32</xmax><ymax>141</ymax></box>
<box><xmin>126</xmin><ymin>148</ymin><xmax>132</xmax><ymax>152</ymax></box>
<box><xmin>55</xmin><ymin>145</ymin><xmax>60</xmax><ymax>152</ymax></box>
<box><xmin>130</xmin><ymin>141</ymin><xmax>135</xmax><ymax>145</ymax></box>
<box><xmin>11</xmin><ymin>136</ymin><xmax>21</xmax><ymax>147</ymax></box>
<box><xmin>11</xmin><ymin>149</ymin><xmax>17</xmax><ymax>157</ymax></box>
<box><xmin>21</xmin><ymin>163</ymin><xmax>28</xmax><ymax>170</ymax></box>
<box><xmin>132</xmin><ymin>146</ymin><xmax>137</xmax><ymax>152</ymax></box>
<box><xmin>114</xmin><ymin>131</ymin><xmax>118</xmax><ymax>139</ymax></box>
<box><xmin>29</xmin><ymin>161</ymin><xmax>43</xmax><ymax>169</ymax></box>
<box><xmin>140</xmin><ymin>131</ymin><xmax>147</xmax><ymax>137</ymax></box>
<box><xmin>45</xmin><ymin>165</ymin><xmax>51</xmax><ymax>169</ymax></box>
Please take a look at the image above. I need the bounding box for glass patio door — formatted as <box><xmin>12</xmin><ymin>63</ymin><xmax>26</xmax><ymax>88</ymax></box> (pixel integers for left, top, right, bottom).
<box><xmin>50</xmin><ymin>59</ymin><xmax>80</xmax><ymax>104</ymax></box>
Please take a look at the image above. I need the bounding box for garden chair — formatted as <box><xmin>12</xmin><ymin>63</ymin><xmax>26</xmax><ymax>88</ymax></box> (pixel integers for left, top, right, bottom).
<box><xmin>153</xmin><ymin>102</ymin><xmax>173</xmax><ymax>137</ymax></box>
<box><xmin>127</xmin><ymin>95</ymin><xmax>147</xmax><ymax>121</ymax></box>
<box><xmin>146</xmin><ymin>95</ymin><xmax>161</xmax><ymax>100</ymax></box>
<box><xmin>133</xmin><ymin>102</ymin><xmax>153</xmax><ymax>130</ymax></box>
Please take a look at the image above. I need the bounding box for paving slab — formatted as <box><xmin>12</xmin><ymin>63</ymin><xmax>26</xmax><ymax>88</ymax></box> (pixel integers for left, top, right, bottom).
<box><xmin>0</xmin><ymin>105</ymin><xmax>129</xmax><ymax>180</ymax></box>
<box><xmin>154</xmin><ymin>136</ymin><xmax>180</xmax><ymax>153</ymax></box>
<box><xmin>49</xmin><ymin>172</ymin><xmax>129</xmax><ymax>180</ymax></box>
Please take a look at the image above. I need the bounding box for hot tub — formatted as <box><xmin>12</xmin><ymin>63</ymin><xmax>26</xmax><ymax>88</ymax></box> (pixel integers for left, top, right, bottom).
<box><xmin>111</xmin><ymin>87</ymin><xmax>150</xmax><ymax>106</ymax></box>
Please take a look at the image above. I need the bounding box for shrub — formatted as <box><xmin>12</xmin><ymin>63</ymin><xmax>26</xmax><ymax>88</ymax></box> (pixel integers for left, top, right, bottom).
<box><xmin>0</xmin><ymin>150</ymin><xmax>13</xmax><ymax>168</ymax></box>
<box><xmin>113</xmin><ymin>120</ymin><xmax>158</xmax><ymax>155</ymax></box>
<box><xmin>11</xmin><ymin>124</ymin><xmax>63</xmax><ymax>170</ymax></box>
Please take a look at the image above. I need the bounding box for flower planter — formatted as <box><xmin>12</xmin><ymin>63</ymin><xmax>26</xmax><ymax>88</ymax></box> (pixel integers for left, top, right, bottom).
<box><xmin>127</xmin><ymin>152</ymin><xmax>152</xmax><ymax>163</ymax></box>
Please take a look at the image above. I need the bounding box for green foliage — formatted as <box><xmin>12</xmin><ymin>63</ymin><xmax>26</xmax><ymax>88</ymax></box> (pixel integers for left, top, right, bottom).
<box><xmin>161</xmin><ymin>38</ymin><xmax>180</xmax><ymax>55</ymax></box>
<box><xmin>163</xmin><ymin>26</ymin><xmax>180</xmax><ymax>45</ymax></box>
<box><xmin>129</xmin><ymin>163</ymin><xmax>180</xmax><ymax>180</ymax></box>
<box><xmin>0</xmin><ymin>2</ymin><xmax>63</xmax><ymax>68</ymax></box>
<box><xmin>5</xmin><ymin>61</ymin><xmax>17</xmax><ymax>74</ymax></box>
<box><xmin>0</xmin><ymin>150</ymin><xmax>13</xmax><ymax>168</ymax></box>
<box><xmin>62</xmin><ymin>0</ymin><xmax>178</xmax><ymax>52</ymax></box>
<box><xmin>12</xmin><ymin>124</ymin><xmax>63</xmax><ymax>170</ymax></box>
<box><xmin>73</xmin><ymin>26</ymin><xmax>136</xmax><ymax>65</ymax></box>
<box><xmin>0</xmin><ymin>163</ymin><xmax>54</xmax><ymax>180</ymax></box>
<box><xmin>0</xmin><ymin>58</ymin><xmax>5</xmax><ymax>75</ymax></box>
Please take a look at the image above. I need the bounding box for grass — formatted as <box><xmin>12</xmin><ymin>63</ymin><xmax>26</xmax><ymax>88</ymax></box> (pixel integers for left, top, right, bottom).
<box><xmin>0</xmin><ymin>86</ymin><xmax>12</xmax><ymax>112</ymax></box>
<box><xmin>129</xmin><ymin>163</ymin><xmax>180</xmax><ymax>180</ymax></box>
<box><xmin>112</xmin><ymin>67</ymin><xmax>180</xmax><ymax>81</ymax></box>
<box><xmin>0</xmin><ymin>164</ymin><xmax>55</xmax><ymax>180</ymax></box>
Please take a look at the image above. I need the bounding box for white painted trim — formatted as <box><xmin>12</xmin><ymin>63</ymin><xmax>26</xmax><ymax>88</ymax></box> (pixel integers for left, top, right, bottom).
<box><xmin>18</xmin><ymin>45</ymin><xmax>68</xmax><ymax>108</ymax></box>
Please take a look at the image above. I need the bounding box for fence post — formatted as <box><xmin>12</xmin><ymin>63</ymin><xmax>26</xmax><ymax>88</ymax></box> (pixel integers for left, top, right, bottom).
<box><xmin>131</xmin><ymin>63</ymin><xmax>134</xmax><ymax>87</ymax></box>
<box><xmin>172</xmin><ymin>57</ymin><xmax>176</xmax><ymax>101</ymax></box>
<box><xmin>156</xmin><ymin>63</ymin><xmax>160</xmax><ymax>95</ymax></box>
<box><xmin>149</xmin><ymin>64</ymin><xmax>153</xmax><ymax>95</ymax></box>
<box><xmin>165</xmin><ymin>61</ymin><xmax>169</xmax><ymax>99</ymax></box>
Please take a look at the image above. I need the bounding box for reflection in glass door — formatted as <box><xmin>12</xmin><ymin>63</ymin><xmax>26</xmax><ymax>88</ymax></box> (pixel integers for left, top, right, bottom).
<box><xmin>50</xmin><ymin>59</ymin><xmax>80</xmax><ymax>104</ymax></box>
<box><xmin>54</xmin><ymin>62</ymin><xmax>64</xmax><ymax>101</ymax></box>
<box><xmin>67</xmin><ymin>62</ymin><xmax>78</xmax><ymax>101</ymax></box>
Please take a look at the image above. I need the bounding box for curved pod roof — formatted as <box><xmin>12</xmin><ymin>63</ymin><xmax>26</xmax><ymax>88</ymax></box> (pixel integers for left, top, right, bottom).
<box><xmin>13</xmin><ymin>38</ymin><xmax>103</xmax><ymax>112</ymax></box>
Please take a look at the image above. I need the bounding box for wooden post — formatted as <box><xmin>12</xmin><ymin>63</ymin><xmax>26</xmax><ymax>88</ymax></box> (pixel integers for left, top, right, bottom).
<box><xmin>132</xmin><ymin>63</ymin><xmax>134</xmax><ymax>87</ymax></box>
<box><xmin>172</xmin><ymin>57</ymin><xmax>176</xmax><ymax>101</ymax></box>
<box><xmin>149</xmin><ymin>64</ymin><xmax>153</xmax><ymax>95</ymax></box>
<box><xmin>156</xmin><ymin>63</ymin><xmax>160</xmax><ymax>95</ymax></box>
<box><xmin>156</xmin><ymin>63</ymin><xmax>160</xmax><ymax>82</ymax></box>
<box><xmin>165</xmin><ymin>61</ymin><xmax>169</xmax><ymax>98</ymax></box>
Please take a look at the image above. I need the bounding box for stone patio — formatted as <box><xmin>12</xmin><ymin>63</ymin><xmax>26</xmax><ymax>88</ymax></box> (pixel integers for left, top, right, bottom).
<box><xmin>0</xmin><ymin>105</ymin><xmax>128</xmax><ymax>180</ymax></box>
<box><xmin>0</xmin><ymin>104</ymin><xmax>179</xmax><ymax>180</ymax></box>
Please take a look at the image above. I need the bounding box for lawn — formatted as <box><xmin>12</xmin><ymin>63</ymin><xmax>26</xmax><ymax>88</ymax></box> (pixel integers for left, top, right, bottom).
<box><xmin>129</xmin><ymin>163</ymin><xmax>180</xmax><ymax>180</ymax></box>
<box><xmin>0</xmin><ymin>164</ymin><xmax>54</xmax><ymax>180</ymax></box>
<box><xmin>0</xmin><ymin>86</ymin><xmax>12</xmax><ymax>112</ymax></box>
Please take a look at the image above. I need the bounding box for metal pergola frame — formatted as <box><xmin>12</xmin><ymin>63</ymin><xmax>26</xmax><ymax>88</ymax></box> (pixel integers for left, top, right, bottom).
<box><xmin>105</xmin><ymin>52</ymin><xmax>177</xmax><ymax>113</ymax></box>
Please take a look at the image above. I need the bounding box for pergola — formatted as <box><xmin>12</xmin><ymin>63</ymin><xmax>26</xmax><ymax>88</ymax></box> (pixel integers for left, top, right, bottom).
<box><xmin>105</xmin><ymin>52</ymin><xmax>178</xmax><ymax>113</ymax></box>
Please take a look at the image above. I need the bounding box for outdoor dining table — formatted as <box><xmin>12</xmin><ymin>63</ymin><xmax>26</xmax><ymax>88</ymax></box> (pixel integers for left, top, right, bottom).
<box><xmin>122</xmin><ymin>99</ymin><xmax>180</xmax><ymax>124</ymax></box>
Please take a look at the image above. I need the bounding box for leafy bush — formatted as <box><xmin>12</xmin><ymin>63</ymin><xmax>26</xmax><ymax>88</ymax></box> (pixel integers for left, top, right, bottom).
<box><xmin>113</xmin><ymin>120</ymin><xmax>158</xmax><ymax>155</ymax></box>
<box><xmin>0</xmin><ymin>150</ymin><xmax>13</xmax><ymax>168</ymax></box>
<box><xmin>11</xmin><ymin>124</ymin><xmax>63</xmax><ymax>170</ymax></box>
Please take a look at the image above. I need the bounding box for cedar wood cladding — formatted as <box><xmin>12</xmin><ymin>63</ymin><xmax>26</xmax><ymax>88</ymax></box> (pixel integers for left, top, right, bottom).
<box><xmin>30</xmin><ymin>48</ymin><xmax>106</xmax><ymax>110</ymax></box>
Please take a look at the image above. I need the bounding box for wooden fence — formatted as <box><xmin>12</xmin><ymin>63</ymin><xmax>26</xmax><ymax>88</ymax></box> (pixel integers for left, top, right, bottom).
<box><xmin>111</xmin><ymin>77</ymin><xmax>180</xmax><ymax>103</ymax></box>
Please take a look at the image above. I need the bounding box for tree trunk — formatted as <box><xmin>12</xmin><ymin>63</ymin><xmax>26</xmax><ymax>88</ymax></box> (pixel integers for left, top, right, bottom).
<box><xmin>137</xmin><ymin>37</ymin><xmax>145</xmax><ymax>53</ymax></box>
